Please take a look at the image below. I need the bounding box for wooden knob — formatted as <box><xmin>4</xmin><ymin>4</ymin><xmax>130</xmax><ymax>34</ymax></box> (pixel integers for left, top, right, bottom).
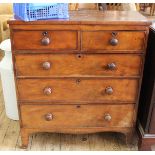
<box><xmin>42</xmin><ymin>62</ymin><xmax>51</xmax><ymax>70</ymax></box>
<box><xmin>107</xmin><ymin>63</ymin><xmax>116</xmax><ymax>70</ymax></box>
<box><xmin>43</xmin><ymin>87</ymin><xmax>52</xmax><ymax>95</ymax></box>
<box><xmin>104</xmin><ymin>114</ymin><xmax>112</xmax><ymax>121</ymax></box>
<box><xmin>45</xmin><ymin>113</ymin><xmax>53</xmax><ymax>121</ymax></box>
<box><xmin>41</xmin><ymin>37</ymin><xmax>50</xmax><ymax>45</ymax></box>
<box><xmin>105</xmin><ymin>87</ymin><xmax>113</xmax><ymax>95</ymax></box>
<box><xmin>110</xmin><ymin>38</ymin><xmax>118</xmax><ymax>46</ymax></box>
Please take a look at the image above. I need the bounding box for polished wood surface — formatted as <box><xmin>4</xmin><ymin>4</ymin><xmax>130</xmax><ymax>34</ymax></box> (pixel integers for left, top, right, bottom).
<box><xmin>82</xmin><ymin>31</ymin><xmax>145</xmax><ymax>51</ymax></box>
<box><xmin>15</xmin><ymin>54</ymin><xmax>142</xmax><ymax>77</ymax></box>
<box><xmin>20</xmin><ymin>104</ymin><xmax>134</xmax><ymax>128</ymax></box>
<box><xmin>17</xmin><ymin>79</ymin><xmax>138</xmax><ymax>103</ymax></box>
<box><xmin>8</xmin><ymin>11</ymin><xmax>150</xmax><ymax>25</ymax></box>
<box><xmin>8</xmin><ymin>10</ymin><xmax>151</xmax><ymax>148</ymax></box>
<box><xmin>13</xmin><ymin>30</ymin><xmax>78</xmax><ymax>50</ymax></box>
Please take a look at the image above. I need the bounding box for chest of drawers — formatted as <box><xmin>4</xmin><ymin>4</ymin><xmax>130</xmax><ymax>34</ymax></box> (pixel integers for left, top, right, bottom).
<box><xmin>8</xmin><ymin>10</ymin><xmax>151</xmax><ymax>148</ymax></box>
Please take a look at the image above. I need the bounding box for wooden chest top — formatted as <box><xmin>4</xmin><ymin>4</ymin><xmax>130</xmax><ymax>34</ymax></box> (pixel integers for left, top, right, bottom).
<box><xmin>8</xmin><ymin>10</ymin><xmax>150</xmax><ymax>26</ymax></box>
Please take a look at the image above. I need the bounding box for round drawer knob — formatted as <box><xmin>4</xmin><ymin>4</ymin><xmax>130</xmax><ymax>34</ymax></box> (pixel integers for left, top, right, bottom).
<box><xmin>105</xmin><ymin>87</ymin><xmax>113</xmax><ymax>95</ymax></box>
<box><xmin>43</xmin><ymin>87</ymin><xmax>52</xmax><ymax>95</ymax></box>
<box><xmin>104</xmin><ymin>114</ymin><xmax>112</xmax><ymax>121</ymax></box>
<box><xmin>42</xmin><ymin>62</ymin><xmax>51</xmax><ymax>70</ymax></box>
<box><xmin>41</xmin><ymin>37</ymin><xmax>50</xmax><ymax>45</ymax></box>
<box><xmin>107</xmin><ymin>63</ymin><xmax>116</xmax><ymax>70</ymax></box>
<box><xmin>45</xmin><ymin>113</ymin><xmax>53</xmax><ymax>121</ymax></box>
<box><xmin>109</xmin><ymin>38</ymin><xmax>118</xmax><ymax>46</ymax></box>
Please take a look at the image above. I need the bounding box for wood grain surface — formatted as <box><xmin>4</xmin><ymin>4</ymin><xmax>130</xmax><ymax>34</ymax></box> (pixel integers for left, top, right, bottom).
<box><xmin>17</xmin><ymin>78</ymin><xmax>139</xmax><ymax>103</ymax></box>
<box><xmin>8</xmin><ymin>10</ymin><xmax>151</xmax><ymax>26</ymax></box>
<box><xmin>20</xmin><ymin>104</ymin><xmax>134</xmax><ymax>129</ymax></box>
<box><xmin>15</xmin><ymin>54</ymin><xmax>142</xmax><ymax>77</ymax></box>
<box><xmin>13</xmin><ymin>30</ymin><xmax>78</xmax><ymax>50</ymax></box>
<box><xmin>82</xmin><ymin>31</ymin><xmax>145</xmax><ymax>51</ymax></box>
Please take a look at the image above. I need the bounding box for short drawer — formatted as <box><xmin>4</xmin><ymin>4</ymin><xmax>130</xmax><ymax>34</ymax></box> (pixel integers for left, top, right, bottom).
<box><xmin>13</xmin><ymin>30</ymin><xmax>78</xmax><ymax>51</ymax></box>
<box><xmin>15</xmin><ymin>54</ymin><xmax>142</xmax><ymax>77</ymax></box>
<box><xmin>82</xmin><ymin>31</ymin><xmax>145</xmax><ymax>51</ymax></box>
<box><xmin>20</xmin><ymin>104</ymin><xmax>134</xmax><ymax>128</ymax></box>
<box><xmin>17</xmin><ymin>79</ymin><xmax>138</xmax><ymax>103</ymax></box>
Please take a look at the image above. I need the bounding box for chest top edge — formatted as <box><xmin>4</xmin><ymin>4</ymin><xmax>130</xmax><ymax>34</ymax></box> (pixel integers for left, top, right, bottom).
<box><xmin>8</xmin><ymin>10</ymin><xmax>152</xmax><ymax>27</ymax></box>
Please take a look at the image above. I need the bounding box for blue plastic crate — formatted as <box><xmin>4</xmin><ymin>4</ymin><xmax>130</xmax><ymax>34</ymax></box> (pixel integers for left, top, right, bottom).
<box><xmin>13</xmin><ymin>3</ymin><xmax>69</xmax><ymax>21</ymax></box>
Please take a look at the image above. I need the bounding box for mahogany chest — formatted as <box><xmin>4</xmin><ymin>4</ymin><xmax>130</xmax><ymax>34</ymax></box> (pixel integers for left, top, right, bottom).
<box><xmin>8</xmin><ymin>11</ymin><xmax>151</xmax><ymax>148</ymax></box>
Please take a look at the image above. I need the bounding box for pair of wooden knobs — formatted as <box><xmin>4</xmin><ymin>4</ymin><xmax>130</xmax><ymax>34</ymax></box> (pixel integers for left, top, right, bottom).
<box><xmin>44</xmin><ymin>113</ymin><xmax>112</xmax><ymax>121</ymax></box>
<box><xmin>43</xmin><ymin>86</ymin><xmax>113</xmax><ymax>96</ymax></box>
<box><xmin>41</xmin><ymin>36</ymin><xmax>118</xmax><ymax>46</ymax></box>
<box><xmin>42</xmin><ymin>61</ymin><xmax>117</xmax><ymax>70</ymax></box>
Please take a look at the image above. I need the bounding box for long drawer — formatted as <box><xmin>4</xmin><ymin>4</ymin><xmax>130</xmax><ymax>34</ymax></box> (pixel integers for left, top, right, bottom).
<box><xmin>15</xmin><ymin>54</ymin><xmax>142</xmax><ymax>77</ymax></box>
<box><xmin>82</xmin><ymin>31</ymin><xmax>145</xmax><ymax>51</ymax></box>
<box><xmin>20</xmin><ymin>104</ymin><xmax>134</xmax><ymax>128</ymax></box>
<box><xmin>17</xmin><ymin>79</ymin><xmax>138</xmax><ymax>103</ymax></box>
<box><xmin>12</xmin><ymin>30</ymin><xmax>78</xmax><ymax>50</ymax></box>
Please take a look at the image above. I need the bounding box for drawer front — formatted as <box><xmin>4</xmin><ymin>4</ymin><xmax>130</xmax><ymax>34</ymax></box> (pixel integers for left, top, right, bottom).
<box><xmin>13</xmin><ymin>30</ymin><xmax>78</xmax><ymax>50</ymax></box>
<box><xmin>17</xmin><ymin>79</ymin><xmax>138</xmax><ymax>103</ymax></box>
<box><xmin>15</xmin><ymin>54</ymin><xmax>142</xmax><ymax>77</ymax></box>
<box><xmin>82</xmin><ymin>31</ymin><xmax>145</xmax><ymax>51</ymax></box>
<box><xmin>20</xmin><ymin>104</ymin><xmax>134</xmax><ymax>128</ymax></box>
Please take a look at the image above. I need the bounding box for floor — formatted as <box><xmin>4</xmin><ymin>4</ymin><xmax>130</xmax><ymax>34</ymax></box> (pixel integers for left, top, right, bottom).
<box><xmin>0</xmin><ymin>9</ymin><xmax>154</xmax><ymax>151</ymax></box>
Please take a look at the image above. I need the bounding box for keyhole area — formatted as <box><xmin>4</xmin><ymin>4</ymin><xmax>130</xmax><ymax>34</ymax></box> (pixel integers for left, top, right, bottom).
<box><xmin>76</xmin><ymin>79</ymin><xmax>81</xmax><ymax>84</ymax></box>
<box><xmin>77</xmin><ymin>54</ymin><xmax>83</xmax><ymax>59</ymax></box>
<box><xmin>76</xmin><ymin>105</ymin><xmax>81</xmax><ymax>108</ymax></box>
